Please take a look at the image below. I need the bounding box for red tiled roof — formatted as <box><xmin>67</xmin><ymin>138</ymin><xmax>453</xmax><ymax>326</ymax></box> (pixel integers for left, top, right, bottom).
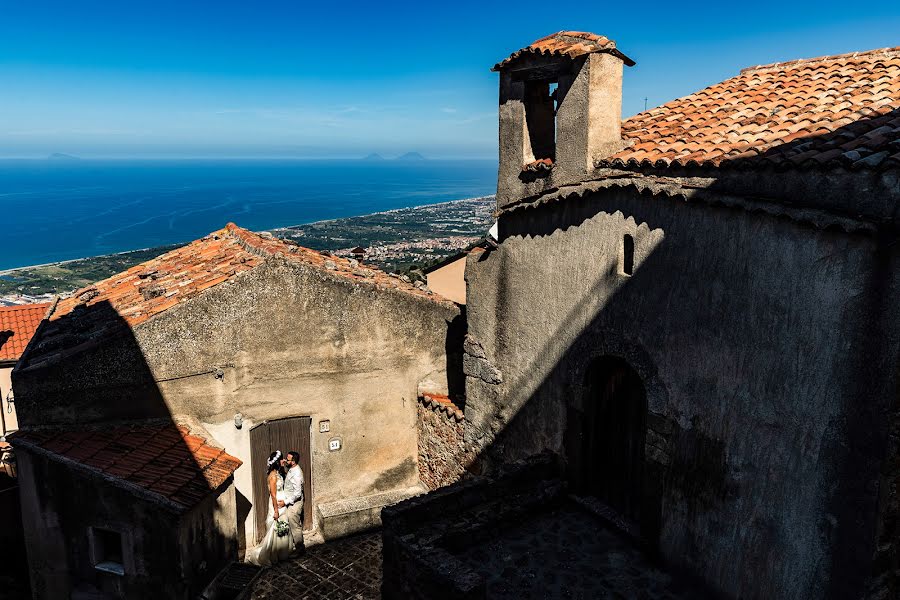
<box><xmin>493</xmin><ymin>31</ymin><xmax>635</xmax><ymax>72</ymax></box>
<box><xmin>524</xmin><ymin>158</ymin><xmax>554</xmax><ymax>172</ymax></box>
<box><xmin>0</xmin><ymin>303</ymin><xmax>50</xmax><ymax>363</ymax></box>
<box><xmin>50</xmin><ymin>223</ymin><xmax>441</xmax><ymax>328</ymax></box>
<box><xmin>24</xmin><ymin>223</ymin><xmax>450</xmax><ymax>367</ymax></box>
<box><xmin>601</xmin><ymin>47</ymin><xmax>900</xmax><ymax>171</ymax></box>
<box><xmin>51</xmin><ymin>226</ymin><xmax>263</xmax><ymax>328</ymax></box>
<box><xmin>10</xmin><ymin>422</ymin><xmax>241</xmax><ymax>511</ymax></box>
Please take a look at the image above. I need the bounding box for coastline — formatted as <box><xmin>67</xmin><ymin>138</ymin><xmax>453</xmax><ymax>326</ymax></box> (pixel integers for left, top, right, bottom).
<box><xmin>269</xmin><ymin>194</ymin><xmax>495</xmax><ymax>232</ymax></box>
<box><xmin>0</xmin><ymin>245</ymin><xmax>180</xmax><ymax>276</ymax></box>
<box><xmin>2</xmin><ymin>194</ymin><xmax>496</xmax><ymax>275</ymax></box>
<box><xmin>0</xmin><ymin>194</ymin><xmax>495</xmax><ymax>300</ymax></box>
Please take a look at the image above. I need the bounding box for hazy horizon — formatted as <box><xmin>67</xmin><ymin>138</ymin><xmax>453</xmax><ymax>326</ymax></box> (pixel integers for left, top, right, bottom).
<box><xmin>3</xmin><ymin>1</ymin><xmax>900</xmax><ymax>159</ymax></box>
<box><xmin>0</xmin><ymin>154</ymin><xmax>497</xmax><ymax>161</ymax></box>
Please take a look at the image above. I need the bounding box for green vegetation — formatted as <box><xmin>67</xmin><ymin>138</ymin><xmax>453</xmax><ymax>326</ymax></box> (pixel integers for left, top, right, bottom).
<box><xmin>0</xmin><ymin>245</ymin><xmax>185</xmax><ymax>296</ymax></box>
<box><xmin>1</xmin><ymin>196</ymin><xmax>495</xmax><ymax>298</ymax></box>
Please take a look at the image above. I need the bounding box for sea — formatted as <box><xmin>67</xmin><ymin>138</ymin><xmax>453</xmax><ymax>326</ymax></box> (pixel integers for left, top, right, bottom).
<box><xmin>0</xmin><ymin>158</ymin><xmax>497</xmax><ymax>271</ymax></box>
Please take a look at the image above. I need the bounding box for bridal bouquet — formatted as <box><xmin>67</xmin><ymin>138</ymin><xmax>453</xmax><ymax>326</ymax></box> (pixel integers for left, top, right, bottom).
<box><xmin>275</xmin><ymin>520</ymin><xmax>290</xmax><ymax>538</ymax></box>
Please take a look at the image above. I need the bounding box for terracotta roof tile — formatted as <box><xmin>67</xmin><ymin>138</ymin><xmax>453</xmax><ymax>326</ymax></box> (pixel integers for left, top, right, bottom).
<box><xmin>24</xmin><ymin>223</ymin><xmax>450</xmax><ymax>367</ymax></box>
<box><xmin>419</xmin><ymin>391</ymin><xmax>464</xmax><ymax>422</ymax></box>
<box><xmin>10</xmin><ymin>422</ymin><xmax>241</xmax><ymax>510</ymax></box>
<box><xmin>0</xmin><ymin>303</ymin><xmax>50</xmax><ymax>362</ymax></box>
<box><xmin>600</xmin><ymin>47</ymin><xmax>900</xmax><ymax>171</ymax></box>
<box><xmin>524</xmin><ymin>158</ymin><xmax>554</xmax><ymax>172</ymax></box>
<box><xmin>493</xmin><ymin>31</ymin><xmax>635</xmax><ymax>71</ymax></box>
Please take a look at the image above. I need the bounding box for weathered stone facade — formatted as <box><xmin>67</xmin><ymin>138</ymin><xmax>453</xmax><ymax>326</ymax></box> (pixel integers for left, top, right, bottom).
<box><xmin>16</xmin><ymin>446</ymin><xmax>238</xmax><ymax>599</ymax></box>
<box><xmin>416</xmin><ymin>393</ymin><xmax>471</xmax><ymax>490</ymax></box>
<box><xmin>449</xmin><ymin>31</ymin><xmax>900</xmax><ymax>600</ymax></box>
<box><xmin>11</xmin><ymin>225</ymin><xmax>461</xmax><ymax>598</ymax></box>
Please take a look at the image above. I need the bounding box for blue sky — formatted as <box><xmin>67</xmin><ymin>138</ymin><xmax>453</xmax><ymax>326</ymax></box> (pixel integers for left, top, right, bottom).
<box><xmin>1</xmin><ymin>1</ymin><xmax>899</xmax><ymax>159</ymax></box>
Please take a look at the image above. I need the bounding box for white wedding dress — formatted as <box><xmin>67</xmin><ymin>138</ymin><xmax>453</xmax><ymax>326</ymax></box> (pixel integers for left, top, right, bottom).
<box><xmin>247</xmin><ymin>474</ymin><xmax>294</xmax><ymax>566</ymax></box>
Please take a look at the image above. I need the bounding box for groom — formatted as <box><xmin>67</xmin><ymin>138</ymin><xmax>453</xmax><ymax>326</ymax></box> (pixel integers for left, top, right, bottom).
<box><xmin>278</xmin><ymin>450</ymin><xmax>305</xmax><ymax>554</ymax></box>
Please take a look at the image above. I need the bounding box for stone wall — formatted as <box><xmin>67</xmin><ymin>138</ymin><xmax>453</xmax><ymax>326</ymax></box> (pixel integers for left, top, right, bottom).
<box><xmin>464</xmin><ymin>183</ymin><xmax>900</xmax><ymax>599</ymax></box>
<box><xmin>16</xmin><ymin>449</ymin><xmax>235</xmax><ymax>599</ymax></box>
<box><xmin>416</xmin><ymin>393</ymin><xmax>471</xmax><ymax>490</ymax></box>
<box><xmin>382</xmin><ymin>453</ymin><xmax>564</xmax><ymax>600</ymax></box>
<box><xmin>14</xmin><ymin>257</ymin><xmax>460</xmax><ymax>543</ymax></box>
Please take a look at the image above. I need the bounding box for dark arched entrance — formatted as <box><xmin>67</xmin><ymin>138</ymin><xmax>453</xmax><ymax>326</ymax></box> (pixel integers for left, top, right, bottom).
<box><xmin>568</xmin><ymin>356</ymin><xmax>647</xmax><ymax>524</ymax></box>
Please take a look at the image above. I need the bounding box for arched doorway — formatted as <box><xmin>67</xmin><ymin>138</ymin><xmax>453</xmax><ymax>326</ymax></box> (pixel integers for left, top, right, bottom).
<box><xmin>568</xmin><ymin>356</ymin><xmax>647</xmax><ymax>524</ymax></box>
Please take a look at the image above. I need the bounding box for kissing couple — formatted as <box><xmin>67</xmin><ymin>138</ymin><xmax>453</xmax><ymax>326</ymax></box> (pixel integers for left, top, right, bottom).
<box><xmin>247</xmin><ymin>450</ymin><xmax>305</xmax><ymax>566</ymax></box>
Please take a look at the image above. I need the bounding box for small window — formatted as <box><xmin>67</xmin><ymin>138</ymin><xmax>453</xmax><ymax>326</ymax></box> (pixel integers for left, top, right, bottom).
<box><xmin>91</xmin><ymin>528</ymin><xmax>125</xmax><ymax>576</ymax></box>
<box><xmin>524</xmin><ymin>79</ymin><xmax>557</xmax><ymax>162</ymax></box>
<box><xmin>622</xmin><ymin>234</ymin><xmax>635</xmax><ymax>276</ymax></box>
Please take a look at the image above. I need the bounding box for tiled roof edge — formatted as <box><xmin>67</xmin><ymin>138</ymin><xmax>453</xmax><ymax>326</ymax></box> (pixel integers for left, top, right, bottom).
<box><xmin>10</xmin><ymin>434</ymin><xmax>188</xmax><ymax>514</ymax></box>
<box><xmin>493</xmin><ymin>31</ymin><xmax>635</xmax><ymax>71</ymax></box>
<box><xmin>597</xmin><ymin>152</ymin><xmax>900</xmax><ymax>172</ymax></box>
<box><xmin>223</xmin><ymin>223</ymin><xmax>458</xmax><ymax>308</ymax></box>
<box><xmin>419</xmin><ymin>392</ymin><xmax>464</xmax><ymax>422</ymax></box>
<box><xmin>740</xmin><ymin>46</ymin><xmax>900</xmax><ymax>75</ymax></box>
<box><xmin>501</xmin><ymin>177</ymin><xmax>880</xmax><ymax>235</ymax></box>
<box><xmin>13</xmin><ymin>297</ymin><xmax>60</xmax><ymax>373</ymax></box>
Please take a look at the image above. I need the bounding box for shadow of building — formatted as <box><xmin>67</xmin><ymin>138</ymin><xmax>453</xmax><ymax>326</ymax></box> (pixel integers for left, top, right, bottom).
<box><xmin>386</xmin><ymin>31</ymin><xmax>900</xmax><ymax>600</ymax></box>
<box><xmin>9</xmin><ymin>223</ymin><xmax>462</xmax><ymax>598</ymax></box>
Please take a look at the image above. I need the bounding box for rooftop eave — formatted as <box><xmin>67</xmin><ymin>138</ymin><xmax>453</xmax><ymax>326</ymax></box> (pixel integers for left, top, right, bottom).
<box><xmin>492</xmin><ymin>46</ymin><xmax>635</xmax><ymax>72</ymax></box>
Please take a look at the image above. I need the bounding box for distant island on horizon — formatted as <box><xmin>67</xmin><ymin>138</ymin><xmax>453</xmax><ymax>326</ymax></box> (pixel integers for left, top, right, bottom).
<box><xmin>47</xmin><ymin>153</ymin><xmax>80</xmax><ymax>160</ymax></box>
<box><xmin>361</xmin><ymin>152</ymin><xmax>426</xmax><ymax>161</ymax></box>
<box><xmin>395</xmin><ymin>151</ymin><xmax>426</xmax><ymax>161</ymax></box>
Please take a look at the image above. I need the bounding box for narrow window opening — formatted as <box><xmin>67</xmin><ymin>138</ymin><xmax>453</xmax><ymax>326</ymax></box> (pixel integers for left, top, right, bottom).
<box><xmin>622</xmin><ymin>234</ymin><xmax>634</xmax><ymax>276</ymax></box>
<box><xmin>91</xmin><ymin>528</ymin><xmax>125</xmax><ymax>575</ymax></box>
<box><xmin>550</xmin><ymin>82</ymin><xmax>559</xmax><ymax>150</ymax></box>
<box><xmin>524</xmin><ymin>79</ymin><xmax>557</xmax><ymax>164</ymax></box>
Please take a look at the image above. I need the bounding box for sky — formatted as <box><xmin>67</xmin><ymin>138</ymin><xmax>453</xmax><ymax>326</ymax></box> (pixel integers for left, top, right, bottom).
<box><xmin>1</xmin><ymin>0</ymin><xmax>899</xmax><ymax>159</ymax></box>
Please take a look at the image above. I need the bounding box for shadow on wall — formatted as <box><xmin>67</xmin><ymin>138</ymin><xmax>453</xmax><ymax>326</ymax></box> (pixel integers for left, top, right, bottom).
<box><xmin>11</xmin><ymin>300</ymin><xmax>241</xmax><ymax>599</ymax></box>
<box><xmin>458</xmin><ymin>170</ymin><xmax>894</xmax><ymax>599</ymax></box>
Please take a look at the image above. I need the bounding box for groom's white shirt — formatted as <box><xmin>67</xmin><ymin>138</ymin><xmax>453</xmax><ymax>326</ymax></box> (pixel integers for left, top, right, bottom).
<box><xmin>284</xmin><ymin>464</ymin><xmax>303</xmax><ymax>507</ymax></box>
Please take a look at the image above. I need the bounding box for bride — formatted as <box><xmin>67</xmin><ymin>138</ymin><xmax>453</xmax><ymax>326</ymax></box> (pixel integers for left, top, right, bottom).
<box><xmin>248</xmin><ymin>451</ymin><xmax>294</xmax><ymax>566</ymax></box>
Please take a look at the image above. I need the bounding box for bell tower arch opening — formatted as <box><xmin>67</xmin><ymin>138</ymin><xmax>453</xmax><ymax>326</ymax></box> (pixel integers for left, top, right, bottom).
<box><xmin>568</xmin><ymin>355</ymin><xmax>647</xmax><ymax>524</ymax></box>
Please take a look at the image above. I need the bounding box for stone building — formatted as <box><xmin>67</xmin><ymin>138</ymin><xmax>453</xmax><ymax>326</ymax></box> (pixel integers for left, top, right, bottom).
<box><xmin>0</xmin><ymin>302</ymin><xmax>50</xmax><ymax>437</ymax></box>
<box><xmin>11</xmin><ymin>223</ymin><xmax>460</xmax><ymax>596</ymax></box>
<box><xmin>12</xmin><ymin>421</ymin><xmax>241</xmax><ymax>599</ymax></box>
<box><xmin>391</xmin><ymin>32</ymin><xmax>900</xmax><ymax>600</ymax></box>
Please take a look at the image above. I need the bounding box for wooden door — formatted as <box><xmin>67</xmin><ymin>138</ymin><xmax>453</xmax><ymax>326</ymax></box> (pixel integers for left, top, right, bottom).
<box><xmin>249</xmin><ymin>416</ymin><xmax>313</xmax><ymax>543</ymax></box>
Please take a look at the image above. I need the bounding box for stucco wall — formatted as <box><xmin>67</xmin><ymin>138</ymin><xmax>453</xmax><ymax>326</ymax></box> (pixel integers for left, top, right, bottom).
<box><xmin>14</xmin><ymin>258</ymin><xmax>460</xmax><ymax>544</ymax></box>
<box><xmin>464</xmin><ymin>186</ymin><xmax>899</xmax><ymax>600</ymax></box>
<box><xmin>426</xmin><ymin>256</ymin><xmax>467</xmax><ymax>305</ymax></box>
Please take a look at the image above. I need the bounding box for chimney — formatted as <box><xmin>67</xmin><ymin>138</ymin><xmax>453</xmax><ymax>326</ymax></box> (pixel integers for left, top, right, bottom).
<box><xmin>492</xmin><ymin>32</ymin><xmax>635</xmax><ymax>209</ymax></box>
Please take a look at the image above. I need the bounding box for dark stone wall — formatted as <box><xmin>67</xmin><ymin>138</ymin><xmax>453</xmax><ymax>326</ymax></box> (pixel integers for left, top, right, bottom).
<box><xmin>16</xmin><ymin>450</ymin><xmax>210</xmax><ymax>600</ymax></box>
<box><xmin>179</xmin><ymin>485</ymin><xmax>239</xmax><ymax>597</ymax></box>
<box><xmin>464</xmin><ymin>184</ymin><xmax>900</xmax><ymax>599</ymax></box>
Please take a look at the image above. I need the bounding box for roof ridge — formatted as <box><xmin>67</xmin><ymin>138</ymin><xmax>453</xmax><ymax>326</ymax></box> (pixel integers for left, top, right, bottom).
<box><xmin>740</xmin><ymin>46</ymin><xmax>900</xmax><ymax>74</ymax></box>
<box><xmin>493</xmin><ymin>29</ymin><xmax>635</xmax><ymax>71</ymax></box>
<box><xmin>0</xmin><ymin>301</ymin><xmax>51</xmax><ymax>313</ymax></box>
<box><xmin>536</xmin><ymin>31</ymin><xmax>614</xmax><ymax>48</ymax></box>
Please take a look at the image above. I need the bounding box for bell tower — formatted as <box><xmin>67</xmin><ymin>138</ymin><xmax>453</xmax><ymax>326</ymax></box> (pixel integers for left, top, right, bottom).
<box><xmin>492</xmin><ymin>31</ymin><xmax>635</xmax><ymax>209</ymax></box>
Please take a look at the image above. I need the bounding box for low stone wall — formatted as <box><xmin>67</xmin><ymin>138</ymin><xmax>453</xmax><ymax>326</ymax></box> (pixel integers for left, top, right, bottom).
<box><xmin>382</xmin><ymin>453</ymin><xmax>565</xmax><ymax>600</ymax></box>
<box><xmin>416</xmin><ymin>393</ymin><xmax>472</xmax><ymax>490</ymax></box>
